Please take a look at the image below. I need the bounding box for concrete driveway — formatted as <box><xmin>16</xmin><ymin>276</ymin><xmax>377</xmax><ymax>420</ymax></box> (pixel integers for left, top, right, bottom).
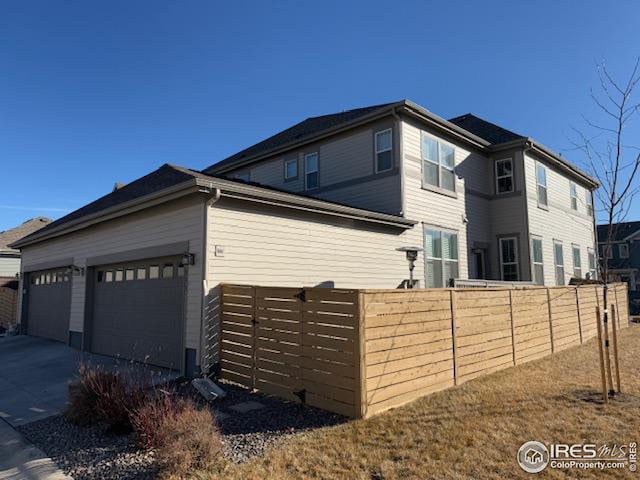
<box><xmin>0</xmin><ymin>335</ymin><xmax>178</xmax><ymax>427</ymax></box>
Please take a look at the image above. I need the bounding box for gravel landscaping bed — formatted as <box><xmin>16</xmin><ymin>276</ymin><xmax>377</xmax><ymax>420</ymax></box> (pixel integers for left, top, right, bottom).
<box><xmin>17</xmin><ymin>379</ymin><xmax>346</xmax><ymax>479</ymax></box>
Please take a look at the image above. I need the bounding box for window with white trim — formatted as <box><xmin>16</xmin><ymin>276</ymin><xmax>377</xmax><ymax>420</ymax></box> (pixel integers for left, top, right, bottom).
<box><xmin>305</xmin><ymin>152</ymin><xmax>319</xmax><ymax>190</ymax></box>
<box><xmin>499</xmin><ymin>237</ymin><xmax>519</xmax><ymax>281</ymax></box>
<box><xmin>536</xmin><ymin>162</ymin><xmax>548</xmax><ymax>207</ymax></box>
<box><xmin>586</xmin><ymin>191</ymin><xmax>593</xmax><ymax>216</ymax></box>
<box><xmin>531</xmin><ymin>237</ymin><xmax>544</xmax><ymax>285</ymax></box>
<box><xmin>375</xmin><ymin>129</ymin><xmax>393</xmax><ymax>173</ymax></box>
<box><xmin>424</xmin><ymin>228</ymin><xmax>458</xmax><ymax>287</ymax></box>
<box><xmin>554</xmin><ymin>241</ymin><xmax>565</xmax><ymax>285</ymax></box>
<box><xmin>570</xmin><ymin>182</ymin><xmax>578</xmax><ymax>210</ymax></box>
<box><xmin>588</xmin><ymin>248</ymin><xmax>596</xmax><ymax>279</ymax></box>
<box><xmin>602</xmin><ymin>244</ymin><xmax>613</xmax><ymax>259</ymax></box>
<box><xmin>422</xmin><ymin>133</ymin><xmax>455</xmax><ymax>192</ymax></box>
<box><xmin>284</xmin><ymin>159</ymin><xmax>298</xmax><ymax>180</ymax></box>
<box><xmin>495</xmin><ymin>158</ymin><xmax>514</xmax><ymax>194</ymax></box>
<box><xmin>572</xmin><ymin>245</ymin><xmax>582</xmax><ymax>278</ymax></box>
<box><xmin>619</xmin><ymin>243</ymin><xmax>630</xmax><ymax>258</ymax></box>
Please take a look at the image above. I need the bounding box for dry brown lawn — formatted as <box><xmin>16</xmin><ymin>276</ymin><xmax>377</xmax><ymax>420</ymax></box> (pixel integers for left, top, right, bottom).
<box><xmin>205</xmin><ymin>325</ymin><xmax>640</xmax><ymax>480</ymax></box>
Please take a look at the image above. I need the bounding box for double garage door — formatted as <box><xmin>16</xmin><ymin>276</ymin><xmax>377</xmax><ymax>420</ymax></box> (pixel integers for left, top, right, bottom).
<box><xmin>89</xmin><ymin>257</ymin><xmax>185</xmax><ymax>369</ymax></box>
<box><xmin>27</xmin><ymin>256</ymin><xmax>185</xmax><ymax>370</ymax></box>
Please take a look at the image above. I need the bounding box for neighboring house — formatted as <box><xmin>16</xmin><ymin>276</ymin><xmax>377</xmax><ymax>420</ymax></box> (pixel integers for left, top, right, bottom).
<box><xmin>0</xmin><ymin>217</ymin><xmax>52</xmax><ymax>277</ymax></box>
<box><xmin>10</xmin><ymin>100</ymin><xmax>598</xmax><ymax>375</ymax></box>
<box><xmin>597</xmin><ymin>221</ymin><xmax>640</xmax><ymax>312</ymax></box>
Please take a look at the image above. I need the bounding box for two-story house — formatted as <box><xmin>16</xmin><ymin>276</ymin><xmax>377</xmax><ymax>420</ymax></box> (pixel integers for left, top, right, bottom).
<box><xmin>10</xmin><ymin>100</ymin><xmax>599</xmax><ymax>375</ymax></box>
<box><xmin>205</xmin><ymin>100</ymin><xmax>598</xmax><ymax>287</ymax></box>
<box><xmin>597</xmin><ymin>221</ymin><xmax>640</xmax><ymax>312</ymax></box>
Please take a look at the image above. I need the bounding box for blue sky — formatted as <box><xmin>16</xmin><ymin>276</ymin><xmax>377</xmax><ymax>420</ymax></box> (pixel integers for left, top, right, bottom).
<box><xmin>1</xmin><ymin>0</ymin><xmax>639</xmax><ymax>231</ymax></box>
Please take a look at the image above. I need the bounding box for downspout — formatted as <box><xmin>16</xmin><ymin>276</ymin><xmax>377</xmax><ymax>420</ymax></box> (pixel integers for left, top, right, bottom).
<box><xmin>522</xmin><ymin>141</ymin><xmax>533</xmax><ymax>282</ymax></box>
<box><xmin>391</xmin><ymin>107</ymin><xmax>406</xmax><ymax>217</ymax></box>
<box><xmin>199</xmin><ymin>187</ymin><xmax>221</xmax><ymax>377</ymax></box>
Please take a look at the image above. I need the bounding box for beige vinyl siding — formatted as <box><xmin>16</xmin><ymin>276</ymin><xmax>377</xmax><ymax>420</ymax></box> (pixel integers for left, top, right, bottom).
<box><xmin>0</xmin><ymin>257</ymin><xmax>20</xmax><ymax>277</ymax></box>
<box><xmin>17</xmin><ymin>196</ymin><xmax>205</xmax><ymax>354</ymax></box>
<box><xmin>402</xmin><ymin>118</ymin><xmax>491</xmax><ymax>283</ymax></box>
<box><xmin>222</xmin><ymin>117</ymin><xmax>402</xmax><ymax>215</ymax></box>
<box><xmin>203</xmin><ymin>197</ymin><xmax>417</xmax><ymax>368</ymax></box>
<box><xmin>524</xmin><ymin>152</ymin><xmax>596</xmax><ymax>286</ymax></box>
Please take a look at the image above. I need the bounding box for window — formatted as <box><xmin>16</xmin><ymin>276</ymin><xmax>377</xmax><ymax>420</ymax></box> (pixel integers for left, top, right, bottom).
<box><xmin>586</xmin><ymin>191</ymin><xmax>593</xmax><ymax>216</ymax></box>
<box><xmin>375</xmin><ymin>129</ymin><xmax>393</xmax><ymax>173</ymax></box>
<box><xmin>602</xmin><ymin>245</ymin><xmax>613</xmax><ymax>259</ymax></box>
<box><xmin>619</xmin><ymin>243</ymin><xmax>630</xmax><ymax>259</ymax></box>
<box><xmin>162</xmin><ymin>264</ymin><xmax>174</xmax><ymax>279</ymax></box>
<box><xmin>137</xmin><ymin>267</ymin><xmax>147</xmax><ymax>280</ymax></box>
<box><xmin>572</xmin><ymin>245</ymin><xmax>582</xmax><ymax>278</ymax></box>
<box><xmin>570</xmin><ymin>182</ymin><xmax>578</xmax><ymax>210</ymax></box>
<box><xmin>495</xmin><ymin>158</ymin><xmax>514</xmax><ymax>194</ymax></box>
<box><xmin>531</xmin><ymin>237</ymin><xmax>544</xmax><ymax>285</ymax></box>
<box><xmin>536</xmin><ymin>162</ymin><xmax>548</xmax><ymax>207</ymax></box>
<box><xmin>424</xmin><ymin>228</ymin><xmax>458</xmax><ymax>287</ymax></box>
<box><xmin>125</xmin><ymin>268</ymin><xmax>135</xmax><ymax>281</ymax></box>
<box><xmin>305</xmin><ymin>152</ymin><xmax>319</xmax><ymax>190</ymax></box>
<box><xmin>114</xmin><ymin>269</ymin><xmax>124</xmax><ymax>281</ymax></box>
<box><xmin>235</xmin><ymin>172</ymin><xmax>250</xmax><ymax>182</ymax></box>
<box><xmin>554</xmin><ymin>241</ymin><xmax>565</xmax><ymax>285</ymax></box>
<box><xmin>499</xmin><ymin>237</ymin><xmax>519</xmax><ymax>281</ymax></box>
<box><xmin>588</xmin><ymin>248</ymin><xmax>596</xmax><ymax>279</ymax></box>
<box><xmin>149</xmin><ymin>265</ymin><xmax>160</xmax><ymax>279</ymax></box>
<box><xmin>105</xmin><ymin>271</ymin><xmax>114</xmax><ymax>282</ymax></box>
<box><xmin>422</xmin><ymin>134</ymin><xmax>456</xmax><ymax>192</ymax></box>
<box><xmin>177</xmin><ymin>264</ymin><xmax>185</xmax><ymax>277</ymax></box>
<box><xmin>284</xmin><ymin>159</ymin><xmax>298</xmax><ymax>180</ymax></box>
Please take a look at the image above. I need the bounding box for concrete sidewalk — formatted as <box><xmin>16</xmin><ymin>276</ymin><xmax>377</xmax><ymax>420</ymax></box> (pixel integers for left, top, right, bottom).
<box><xmin>0</xmin><ymin>419</ymin><xmax>71</xmax><ymax>480</ymax></box>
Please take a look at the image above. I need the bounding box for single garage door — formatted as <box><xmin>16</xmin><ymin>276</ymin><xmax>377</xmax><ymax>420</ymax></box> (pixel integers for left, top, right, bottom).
<box><xmin>90</xmin><ymin>257</ymin><xmax>185</xmax><ymax>369</ymax></box>
<box><xmin>27</xmin><ymin>267</ymin><xmax>72</xmax><ymax>343</ymax></box>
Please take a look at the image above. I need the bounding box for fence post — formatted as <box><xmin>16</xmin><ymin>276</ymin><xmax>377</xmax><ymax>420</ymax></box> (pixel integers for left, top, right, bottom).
<box><xmin>450</xmin><ymin>290</ymin><xmax>458</xmax><ymax>386</ymax></box>
<box><xmin>509</xmin><ymin>290</ymin><xmax>516</xmax><ymax>365</ymax></box>
<box><xmin>546</xmin><ymin>288</ymin><xmax>555</xmax><ymax>353</ymax></box>
<box><xmin>610</xmin><ymin>304</ymin><xmax>621</xmax><ymax>393</ymax></box>
<box><xmin>575</xmin><ymin>287</ymin><xmax>583</xmax><ymax>344</ymax></box>
<box><xmin>250</xmin><ymin>285</ymin><xmax>257</xmax><ymax>390</ymax></box>
<box><xmin>355</xmin><ymin>291</ymin><xmax>367</xmax><ymax>419</ymax></box>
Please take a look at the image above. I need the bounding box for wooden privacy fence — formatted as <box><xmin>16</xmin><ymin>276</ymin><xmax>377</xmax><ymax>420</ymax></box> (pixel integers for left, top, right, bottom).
<box><xmin>218</xmin><ymin>283</ymin><xmax>630</xmax><ymax>419</ymax></box>
<box><xmin>0</xmin><ymin>286</ymin><xmax>18</xmax><ymax>330</ymax></box>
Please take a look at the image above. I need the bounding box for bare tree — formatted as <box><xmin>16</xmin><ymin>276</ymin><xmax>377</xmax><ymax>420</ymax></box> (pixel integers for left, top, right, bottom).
<box><xmin>570</xmin><ymin>58</ymin><xmax>640</xmax><ymax>397</ymax></box>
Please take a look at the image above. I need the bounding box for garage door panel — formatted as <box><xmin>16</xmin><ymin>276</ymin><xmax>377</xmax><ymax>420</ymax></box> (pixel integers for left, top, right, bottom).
<box><xmin>91</xmin><ymin>257</ymin><xmax>184</xmax><ymax>369</ymax></box>
<box><xmin>27</xmin><ymin>268</ymin><xmax>71</xmax><ymax>343</ymax></box>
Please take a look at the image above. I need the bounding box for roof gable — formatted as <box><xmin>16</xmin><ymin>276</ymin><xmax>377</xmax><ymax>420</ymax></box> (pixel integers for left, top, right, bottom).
<box><xmin>597</xmin><ymin>221</ymin><xmax>640</xmax><ymax>242</ymax></box>
<box><xmin>0</xmin><ymin>217</ymin><xmax>51</xmax><ymax>252</ymax></box>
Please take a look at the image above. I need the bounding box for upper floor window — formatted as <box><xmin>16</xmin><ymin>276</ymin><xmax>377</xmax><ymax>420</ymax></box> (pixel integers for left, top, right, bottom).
<box><xmin>588</xmin><ymin>248</ymin><xmax>596</xmax><ymax>279</ymax></box>
<box><xmin>619</xmin><ymin>243</ymin><xmax>630</xmax><ymax>258</ymax></box>
<box><xmin>554</xmin><ymin>240</ymin><xmax>565</xmax><ymax>285</ymax></box>
<box><xmin>586</xmin><ymin>192</ymin><xmax>594</xmax><ymax>216</ymax></box>
<box><xmin>602</xmin><ymin>244</ymin><xmax>613</xmax><ymax>259</ymax></box>
<box><xmin>425</xmin><ymin>228</ymin><xmax>458</xmax><ymax>287</ymax></box>
<box><xmin>305</xmin><ymin>153</ymin><xmax>319</xmax><ymax>190</ymax></box>
<box><xmin>570</xmin><ymin>182</ymin><xmax>578</xmax><ymax>210</ymax></box>
<box><xmin>572</xmin><ymin>245</ymin><xmax>582</xmax><ymax>278</ymax></box>
<box><xmin>375</xmin><ymin>129</ymin><xmax>393</xmax><ymax>173</ymax></box>
<box><xmin>422</xmin><ymin>133</ymin><xmax>455</xmax><ymax>192</ymax></box>
<box><xmin>235</xmin><ymin>172</ymin><xmax>250</xmax><ymax>182</ymax></box>
<box><xmin>499</xmin><ymin>237</ymin><xmax>519</xmax><ymax>281</ymax></box>
<box><xmin>284</xmin><ymin>158</ymin><xmax>298</xmax><ymax>181</ymax></box>
<box><xmin>495</xmin><ymin>158</ymin><xmax>514</xmax><ymax>194</ymax></box>
<box><xmin>536</xmin><ymin>162</ymin><xmax>548</xmax><ymax>207</ymax></box>
<box><xmin>531</xmin><ymin>236</ymin><xmax>544</xmax><ymax>285</ymax></box>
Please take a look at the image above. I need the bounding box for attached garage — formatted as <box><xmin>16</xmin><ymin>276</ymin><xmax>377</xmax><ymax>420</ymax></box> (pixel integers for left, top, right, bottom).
<box><xmin>88</xmin><ymin>256</ymin><xmax>186</xmax><ymax>370</ymax></box>
<box><xmin>26</xmin><ymin>267</ymin><xmax>71</xmax><ymax>343</ymax></box>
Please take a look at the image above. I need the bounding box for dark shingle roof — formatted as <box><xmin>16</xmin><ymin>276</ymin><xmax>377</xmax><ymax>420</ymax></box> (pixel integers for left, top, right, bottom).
<box><xmin>204</xmin><ymin>102</ymin><xmax>399</xmax><ymax>174</ymax></box>
<box><xmin>597</xmin><ymin>221</ymin><xmax>640</xmax><ymax>242</ymax></box>
<box><xmin>0</xmin><ymin>217</ymin><xmax>52</xmax><ymax>252</ymax></box>
<box><xmin>448</xmin><ymin>113</ymin><xmax>525</xmax><ymax>145</ymax></box>
<box><xmin>16</xmin><ymin>165</ymin><xmax>196</xmax><ymax>245</ymax></box>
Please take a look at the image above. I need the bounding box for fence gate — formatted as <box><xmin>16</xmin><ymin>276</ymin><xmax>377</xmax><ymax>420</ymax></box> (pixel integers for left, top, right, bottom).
<box><xmin>219</xmin><ymin>284</ymin><xmax>361</xmax><ymax>417</ymax></box>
